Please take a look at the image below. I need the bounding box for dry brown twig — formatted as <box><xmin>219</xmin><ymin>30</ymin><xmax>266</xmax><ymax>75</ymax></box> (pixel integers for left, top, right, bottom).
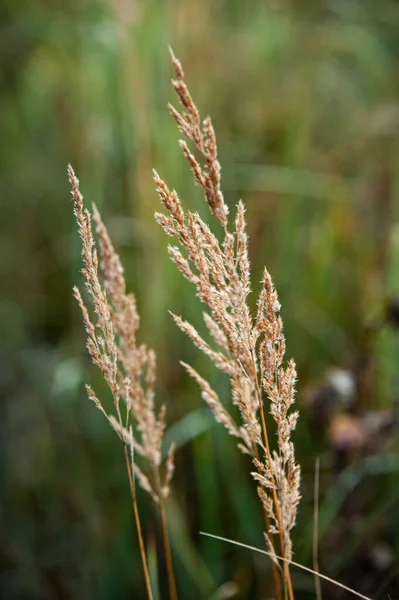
<box><xmin>154</xmin><ymin>48</ymin><xmax>301</xmax><ymax>600</ymax></box>
<box><xmin>69</xmin><ymin>164</ymin><xmax>177</xmax><ymax>600</ymax></box>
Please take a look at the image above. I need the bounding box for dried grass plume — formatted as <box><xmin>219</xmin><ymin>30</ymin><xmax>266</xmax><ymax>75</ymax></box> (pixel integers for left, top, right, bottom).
<box><xmin>154</xmin><ymin>49</ymin><xmax>301</xmax><ymax>600</ymax></box>
<box><xmin>69</xmin><ymin>164</ymin><xmax>177</xmax><ymax>600</ymax></box>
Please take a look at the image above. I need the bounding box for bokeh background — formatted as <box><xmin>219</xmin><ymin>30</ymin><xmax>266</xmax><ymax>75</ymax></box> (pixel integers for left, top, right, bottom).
<box><xmin>1</xmin><ymin>1</ymin><xmax>399</xmax><ymax>598</ymax></box>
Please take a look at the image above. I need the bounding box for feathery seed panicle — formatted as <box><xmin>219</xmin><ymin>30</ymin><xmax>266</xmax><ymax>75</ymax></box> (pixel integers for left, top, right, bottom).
<box><xmin>168</xmin><ymin>47</ymin><xmax>228</xmax><ymax>226</ymax></box>
<box><xmin>155</xmin><ymin>51</ymin><xmax>301</xmax><ymax>590</ymax></box>
<box><xmin>69</xmin><ymin>164</ymin><xmax>175</xmax><ymax>504</ymax></box>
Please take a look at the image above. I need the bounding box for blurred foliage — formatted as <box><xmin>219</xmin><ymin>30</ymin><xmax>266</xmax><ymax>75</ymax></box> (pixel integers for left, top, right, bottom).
<box><xmin>1</xmin><ymin>0</ymin><xmax>399</xmax><ymax>598</ymax></box>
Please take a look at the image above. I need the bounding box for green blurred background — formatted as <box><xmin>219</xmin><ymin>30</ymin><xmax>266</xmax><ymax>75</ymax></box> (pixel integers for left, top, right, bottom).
<box><xmin>1</xmin><ymin>1</ymin><xmax>399</xmax><ymax>598</ymax></box>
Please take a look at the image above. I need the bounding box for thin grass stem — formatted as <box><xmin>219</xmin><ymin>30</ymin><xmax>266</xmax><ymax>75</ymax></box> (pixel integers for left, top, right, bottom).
<box><xmin>122</xmin><ymin>439</ymin><xmax>154</xmax><ymax>600</ymax></box>
<box><xmin>153</xmin><ymin>469</ymin><xmax>178</xmax><ymax>600</ymax></box>
<box><xmin>313</xmin><ymin>458</ymin><xmax>322</xmax><ymax>600</ymax></box>
<box><xmin>251</xmin><ymin>351</ymin><xmax>295</xmax><ymax>600</ymax></box>
<box><xmin>253</xmin><ymin>443</ymin><xmax>284</xmax><ymax>600</ymax></box>
<box><xmin>200</xmin><ymin>532</ymin><xmax>372</xmax><ymax>600</ymax></box>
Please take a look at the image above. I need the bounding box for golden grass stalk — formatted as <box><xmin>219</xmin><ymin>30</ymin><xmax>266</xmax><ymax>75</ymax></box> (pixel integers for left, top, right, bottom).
<box><xmin>69</xmin><ymin>164</ymin><xmax>177</xmax><ymax>600</ymax></box>
<box><xmin>154</xmin><ymin>49</ymin><xmax>300</xmax><ymax>600</ymax></box>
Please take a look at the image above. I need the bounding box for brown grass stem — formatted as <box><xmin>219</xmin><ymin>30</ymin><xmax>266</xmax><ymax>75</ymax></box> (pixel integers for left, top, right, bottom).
<box><xmin>252</xmin><ymin>351</ymin><xmax>295</xmax><ymax>600</ymax></box>
<box><xmin>313</xmin><ymin>458</ymin><xmax>322</xmax><ymax>600</ymax></box>
<box><xmin>122</xmin><ymin>438</ymin><xmax>154</xmax><ymax>600</ymax></box>
<box><xmin>153</xmin><ymin>469</ymin><xmax>178</xmax><ymax>600</ymax></box>
<box><xmin>253</xmin><ymin>443</ymin><xmax>284</xmax><ymax>600</ymax></box>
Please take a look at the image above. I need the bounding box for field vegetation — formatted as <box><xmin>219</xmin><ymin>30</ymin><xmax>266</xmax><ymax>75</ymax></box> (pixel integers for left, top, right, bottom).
<box><xmin>1</xmin><ymin>1</ymin><xmax>399</xmax><ymax>598</ymax></box>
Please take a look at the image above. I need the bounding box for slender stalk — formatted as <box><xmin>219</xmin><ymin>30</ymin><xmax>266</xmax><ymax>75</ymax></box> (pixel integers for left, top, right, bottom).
<box><xmin>201</xmin><ymin>532</ymin><xmax>372</xmax><ymax>600</ymax></box>
<box><xmin>253</xmin><ymin>443</ymin><xmax>284</xmax><ymax>600</ymax></box>
<box><xmin>159</xmin><ymin>497</ymin><xmax>178</xmax><ymax>600</ymax></box>
<box><xmin>153</xmin><ymin>469</ymin><xmax>178</xmax><ymax>600</ymax></box>
<box><xmin>313</xmin><ymin>458</ymin><xmax>322</xmax><ymax>600</ymax></box>
<box><xmin>252</xmin><ymin>352</ymin><xmax>295</xmax><ymax>600</ymax></box>
<box><xmin>122</xmin><ymin>440</ymin><xmax>154</xmax><ymax>600</ymax></box>
<box><xmin>258</xmin><ymin>394</ymin><xmax>294</xmax><ymax>600</ymax></box>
